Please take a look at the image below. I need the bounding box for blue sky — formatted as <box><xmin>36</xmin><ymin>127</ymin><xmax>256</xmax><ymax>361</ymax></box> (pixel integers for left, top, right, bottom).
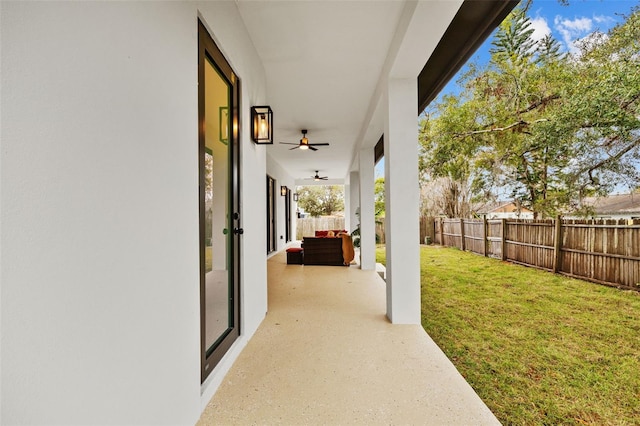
<box><xmin>528</xmin><ymin>0</ymin><xmax>636</xmax><ymax>56</ymax></box>
<box><xmin>375</xmin><ymin>0</ymin><xmax>638</xmax><ymax>179</ymax></box>
<box><xmin>521</xmin><ymin>0</ymin><xmax>639</xmax><ymax>195</ymax></box>
<box><xmin>436</xmin><ymin>0</ymin><xmax>638</xmax><ymax>100</ymax></box>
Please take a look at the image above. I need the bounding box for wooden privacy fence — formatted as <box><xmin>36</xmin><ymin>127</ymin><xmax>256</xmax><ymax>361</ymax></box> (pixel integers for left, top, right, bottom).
<box><xmin>434</xmin><ymin>217</ymin><xmax>640</xmax><ymax>291</ymax></box>
<box><xmin>368</xmin><ymin>216</ymin><xmax>436</xmax><ymax>245</ymax></box>
<box><xmin>296</xmin><ymin>216</ymin><xmax>345</xmax><ymax>240</ymax></box>
<box><xmin>376</xmin><ymin>222</ymin><xmax>385</xmax><ymax>244</ymax></box>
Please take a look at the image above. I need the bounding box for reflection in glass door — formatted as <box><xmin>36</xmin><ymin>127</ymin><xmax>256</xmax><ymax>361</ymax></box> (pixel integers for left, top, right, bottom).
<box><xmin>199</xmin><ymin>20</ymin><xmax>240</xmax><ymax>382</ymax></box>
<box><xmin>285</xmin><ymin>188</ymin><xmax>291</xmax><ymax>243</ymax></box>
<box><xmin>203</xmin><ymin>56</ymin><xmax>230</xmax><ymax>356</ymax></box>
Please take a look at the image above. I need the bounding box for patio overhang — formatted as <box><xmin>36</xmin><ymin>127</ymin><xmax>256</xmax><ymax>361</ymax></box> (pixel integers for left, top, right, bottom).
<box><xmin>418</xmin><ymin>0</ymin><xmax>518</xmax><ymax>113</ymax></box>
<box><xmin>248</xmin><ymin>0</ymin><xmax>518</xmax><ymax>324</ymax></box>
<box><xmin>238</xmin><ymin>0</ymin><xmax>518</xmax><ymax>183</ymax></box>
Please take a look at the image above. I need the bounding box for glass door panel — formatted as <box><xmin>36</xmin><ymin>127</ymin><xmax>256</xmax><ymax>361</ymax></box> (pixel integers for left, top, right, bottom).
<box><xmin>199</xmin><ymin>19</ymin><xmax>240</xmax><ymax>382</ymax></box>
<box><xmin>266</xmin><ymin>176</ymin><xmax>276</xmax><ymax>253</ymax></box>
<box><xmin>203</xmin><ymin>57</ymin><xmax>232</xmax><ymax>356</ymax></box>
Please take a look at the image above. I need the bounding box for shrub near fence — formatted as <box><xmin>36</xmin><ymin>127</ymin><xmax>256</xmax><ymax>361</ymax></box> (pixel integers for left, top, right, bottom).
<box><xmin>434</xmin><ymin>217</ymin><xmax>640</xmax><ymax>291</ymax></box>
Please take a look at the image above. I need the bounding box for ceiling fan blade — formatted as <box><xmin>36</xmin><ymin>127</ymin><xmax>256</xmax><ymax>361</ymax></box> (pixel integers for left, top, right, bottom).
<box><xmin>289</xmin><ymin>146</ymin><xmax>300</xmax><ymax>150</ymax></box>
<box><xmin>308</xmin><ymin>143</ymin><xmax>330</xmax><ymax>146</ymax></box>
<box><xmin>279</xmin><ymin>142</ymin><xmax>299</xmax><ymax>145</ymax></box>
<box><xmin>308</xmin><ymin>146</ymin><xmax>318</xmax><ymax>151</ymax></box>
<box><xmin>320</xmin><ymin>177</ymin><xmax>328</xmax><ymax>180</ymax></box>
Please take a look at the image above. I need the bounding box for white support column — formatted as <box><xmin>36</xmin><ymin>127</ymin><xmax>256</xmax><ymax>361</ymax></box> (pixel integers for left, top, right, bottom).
<box><xmin>344</xmin><ymin>183</ymin><xmax>351</xmax><ymax>232</ymax></box>
<box><xmin>359</xmin><ymin>149</ymin><xmax>376</xmax><ymax>270</ymax></box>
<box><xmin>349</xmin><ymin>171</ymin><xmax>360</xmax><ymax>234</ymax></box>
<box><xmin>384</xmin><ymin>78</ymin><xmax>420</xmax><ymax>324</ymax></box>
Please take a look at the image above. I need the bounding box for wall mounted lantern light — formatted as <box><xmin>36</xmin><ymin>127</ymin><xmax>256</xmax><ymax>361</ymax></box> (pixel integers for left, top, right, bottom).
<box><xmin>293</xmin><ymin>193</ymin><xmax>299</xmax><ymax>202</ymax></box>
<box><xmin>280</xmin><ymin>186</ymin><xmax>287</xmax><ymax>196</ymax></box>
<box><xmin>251</xmin><ymin>106</ymin><xmax>273</xmax><ymax>144</ymax></box>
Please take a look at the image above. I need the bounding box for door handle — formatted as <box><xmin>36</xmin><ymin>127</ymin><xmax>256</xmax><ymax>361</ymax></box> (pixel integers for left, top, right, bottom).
<box><xmin>233</xmin><ymin>228</ymin><xmax>244</xmax><ymax>235</ymax></box>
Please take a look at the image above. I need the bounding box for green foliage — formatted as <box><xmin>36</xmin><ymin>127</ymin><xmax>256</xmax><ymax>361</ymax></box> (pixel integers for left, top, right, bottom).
<box><xmin>350</xmin><ymin>226</ymin><xmax>360</xmax><ymax>248</ymax></box>
<box><xmin>374</xmin><ymin>177</ymin><xmax>385</xmax><ymax>217</ymax></box>
<box><xmin>420</xmin><ymin>6</ymin><xmax>640</xmax><ymax>218</ymax></box>
<box><xmin>536</xmin><ymin>34</ymin><xmax>563</xmax><ymax>65</ymax></box>
<box><xmin>296</xmin><ymin>185</ymin><xmax>344</xmax><ymax>217</ymax></box>
<box><xmin>556</xmin><ymin>8</ymin><xmax>640</xmax><ymax>196</ymax></box>
<box><xmin>489</xmin><ymin>8</ymin><xmax>536</xmax><ymax>67</ymax></box>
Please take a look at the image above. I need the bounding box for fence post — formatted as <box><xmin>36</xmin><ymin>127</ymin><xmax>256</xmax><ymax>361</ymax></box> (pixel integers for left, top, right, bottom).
<box><xmin>460</xmin><ymin>218</ymin><xmax>465</xmax><ymax>251</ymax></box>
<box><xmin>483</xmin><ymin>216</ymin><xmax>488</xmax><ymax>257</ymax></box>
<box><xmin>553</xmin><ymin>215</ymin><xmax>563</xmax><ymax>273</ymax></box>
<box><xmin>439</xmin><ymin>218</ymin><xmax>444</xmax><ymax>246</ymax></box>
<box><xmin>501</xmin><ymin>219</ymin><xmax>507</xmax><ymax>261</ymax></box>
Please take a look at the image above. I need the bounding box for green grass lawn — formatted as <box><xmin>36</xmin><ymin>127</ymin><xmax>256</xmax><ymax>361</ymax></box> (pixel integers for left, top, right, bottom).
<box><xmin>376</xmin><ymin>245</ymin><xmax>640</xmax><ymax>425</ymax></box>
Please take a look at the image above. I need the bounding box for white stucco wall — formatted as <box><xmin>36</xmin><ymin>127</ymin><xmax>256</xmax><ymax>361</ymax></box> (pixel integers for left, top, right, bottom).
<box><xmin>1</xmin><ymin>1</ymin><xmax>268</xmax><ymax>424</ymax></box>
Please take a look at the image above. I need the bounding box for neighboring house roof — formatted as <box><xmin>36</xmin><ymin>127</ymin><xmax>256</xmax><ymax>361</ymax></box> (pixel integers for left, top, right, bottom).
<box><xmin>472</xmin><ymin>201</ymin><xmax>533</xmax><ymax>215</ymax></box>
<box><xmin>582</xmin><ymin>193</ymin><xmax>640</xmax><ymax>215</ymax></box>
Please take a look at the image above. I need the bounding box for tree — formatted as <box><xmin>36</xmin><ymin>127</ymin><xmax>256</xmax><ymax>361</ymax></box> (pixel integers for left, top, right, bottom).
<box><xmin>419</xmin><ymin>176</ymin><xmax>476</xmax><ymax>218</ymax></box>
<box><xmin>553</xmin><ymin>10</ymin><xmax>640</xmax><ymax>199</ymax></box>
<box><xmin>419</xmin><ymin>6</ymin><xmax>640</xmax><ymax>218</ymax></box>
<box><xmin>489</xmin><ymin>8</ymin><xmax>536</xmax><ymax>67</ymax></box>
<box><xmin>297</xmin><ymin>185</ymin><xmax>344</xmax><ymax>217</ymax></box>
<box><xmin>374</xmin><ymin>177</ymin><xmax>385</xmax><ymax>217</ymax></box>
<box><xmin>419</xmin><ymin>94</ymin><xmax>484</xmax><ymax>218</ymax></box>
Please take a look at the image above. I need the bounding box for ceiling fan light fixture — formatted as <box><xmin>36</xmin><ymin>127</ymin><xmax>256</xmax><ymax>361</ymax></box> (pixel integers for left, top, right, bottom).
<box><xmin>279</xmin><ymin>129</ymin><xmax>328</xmax><ymax>151</ymax></box>
<box><xmin>299</xmin><ymin>131</ymin><xmax>309</xmax><ymax>149</ymax></box>
<box><xmin>310</xmin><ymin>170</ymin><xmax>328</xmax><ymax>181</ymax></box>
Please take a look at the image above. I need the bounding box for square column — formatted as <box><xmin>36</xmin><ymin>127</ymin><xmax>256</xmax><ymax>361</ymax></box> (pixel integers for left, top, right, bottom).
<box><xmin>344</xmin><ymin>183</ymin><xmax>351</xmax><ymax>232</ymax></box>
<box><xmin>359</xmin><ymin>150</ymin><xmax>376</xmax><ymax>270</ymax></box>
<box><xmin>349</xmin><ymin>171</ymin><xmax>360</xmax><ymax>234</ymax></box>
<box><xmin>384</xmin><ymin>78</ymin><xmax>420</xmax><ymax>324</ymax></box>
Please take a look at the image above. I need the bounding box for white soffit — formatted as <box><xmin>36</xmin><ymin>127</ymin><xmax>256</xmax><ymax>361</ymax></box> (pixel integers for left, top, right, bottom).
<box><xmin>236</xmin><ymin>1</ymin><xmax>462</xmax><ymax>182</ymax></box>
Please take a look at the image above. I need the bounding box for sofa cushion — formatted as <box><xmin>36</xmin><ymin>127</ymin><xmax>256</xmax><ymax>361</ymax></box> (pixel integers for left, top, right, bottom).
<box><xmin>314</xmin><ymin>230</ymin><xmax>348</xmax><ymax>237</ymax></box>
<box><xmin>341</xmin><ymin>234</ymin><xmax>355</xmax><ymax>265</ymax></box>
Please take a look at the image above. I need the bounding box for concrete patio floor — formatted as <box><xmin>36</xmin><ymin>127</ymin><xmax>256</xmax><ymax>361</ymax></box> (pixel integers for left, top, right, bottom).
<box><xmin>198</xmin><ymin>249</ymin><xmax>499</xmax><ymax>425</ymax></box>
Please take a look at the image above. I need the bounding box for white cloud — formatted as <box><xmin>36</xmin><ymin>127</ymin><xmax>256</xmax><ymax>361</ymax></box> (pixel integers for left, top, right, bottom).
<box><xmin>573</xmin><ymin>31</ymin><xmax>610</xmax><ymax>57</ymax></box>
<box><xmin>554</xmin><ymin>15</ymin><xmax>594</xmax><ymax>55</ymax></box>
<box><xmin>552</xmin><ymin>12</ymin><xmax>620</xmax><ymax>57</ymax></box>
<box><xmin>593</xmin><ymin>14</ymin><xmax>615</xmax><ymax>25</ymax></box>
<box><xmin>530</xmin><ymin>16</ymin><xmax>552</xmax><ymax>42</ymax></box>
<box><xmin>559</xmin><ymin>16</ymin><xmax>593</xmax><ymax>32</ymax></box>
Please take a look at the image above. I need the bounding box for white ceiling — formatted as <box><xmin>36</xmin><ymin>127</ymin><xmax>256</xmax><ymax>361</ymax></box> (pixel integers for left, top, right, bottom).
<box><xmin>236</xmin><ymin>1</ymin><xmax>463</xmax><ymax>184</ymax></box>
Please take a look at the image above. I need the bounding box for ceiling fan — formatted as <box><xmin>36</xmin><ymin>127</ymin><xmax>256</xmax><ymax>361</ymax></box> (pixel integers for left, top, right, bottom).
<box><xmin>307</xmin><ymin>170</ymin><xmax>329</xmax><ymax>181</ymax></box>
<box><xmin>280</xmin><ymin>129</ymin><xmax>330</xmax><ymax>151</ymax></box>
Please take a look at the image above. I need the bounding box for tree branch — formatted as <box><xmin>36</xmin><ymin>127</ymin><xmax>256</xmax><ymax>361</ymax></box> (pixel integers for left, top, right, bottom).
<box><xmin>581</xmin><ymin>137</ymin><xmax>640</xmax><ymax>177</ymax></box>
<box><xmin>517</xmin><ymin>94</ymin><xmax>561</xmax><ymax>114</ymax></box>
<box><xmin>455</xmin><ymin>119</ymin><xmax>549</xmax><ymax>138</ymax></box>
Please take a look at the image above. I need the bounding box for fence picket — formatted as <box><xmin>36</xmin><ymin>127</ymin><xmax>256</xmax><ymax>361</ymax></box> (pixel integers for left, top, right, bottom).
<box><xmin>296</xmin><ymin>217</ymin><xmax>345</xmax><ymax>240</ymax></box>
<box><xmin>431</xmin><ymin>216</ymin><xmax>639</xmax><ymax>291</ymax></box>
